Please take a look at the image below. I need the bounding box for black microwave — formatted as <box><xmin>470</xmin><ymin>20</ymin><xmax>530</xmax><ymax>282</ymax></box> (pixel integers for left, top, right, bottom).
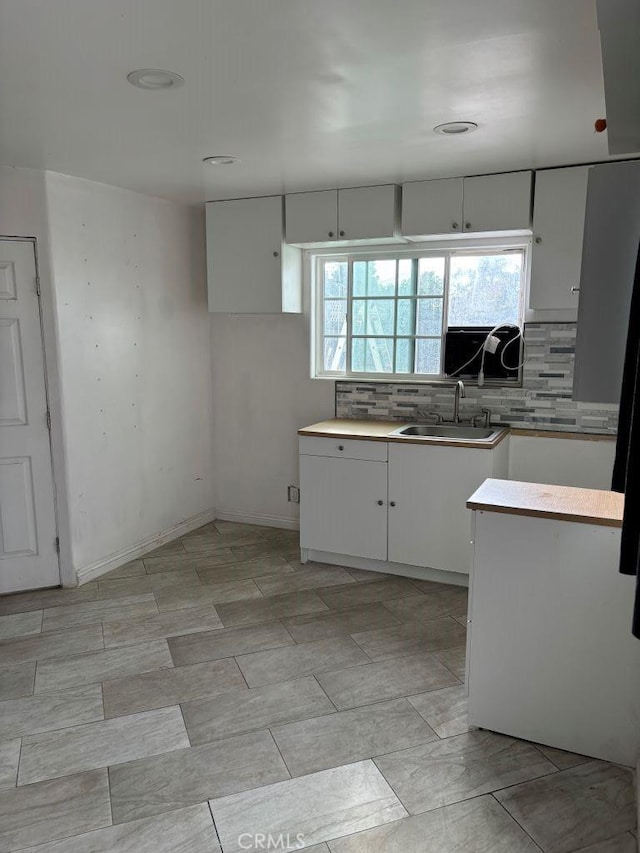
<box><xmin>444</xmin><ymin>326</ymin><xmax>522</xmax><ymax>381</ymax></box>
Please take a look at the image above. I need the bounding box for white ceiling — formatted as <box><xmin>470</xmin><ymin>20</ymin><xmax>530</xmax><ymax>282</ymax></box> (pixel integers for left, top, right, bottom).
<box><xmin>0</xmin><ymin>0</ymin><xmax>617</xmax><ymax>204</ymax></box>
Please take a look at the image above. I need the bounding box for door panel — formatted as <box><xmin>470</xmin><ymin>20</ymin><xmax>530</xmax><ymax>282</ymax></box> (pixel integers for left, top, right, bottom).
<box><xmin>530</xmin><ymin>166</ymin><xmax>588</xmax><ymax>311</ymax></box>
<box><xmin>462</xmin><ymin>171</ymin><xmax>532</xmax><ymax>232</ymax></box>
<box><xmin>285</xmin><ymin>191</ymin><xmax>338</xmax><ymax>244</ymax></box>
<box><xmin>299</xmin><ymin>455</ymin><xmax>388</xmax><ymax>560</ymax></box>
<box><xmin>0</xmin><ymin>318</ymin><xmax>28</xmax><ymax>424</ymax></box>
<box><xmin>206</xmin><ymin>196</ymin><xmax>285</xmax><ymax>313</ymax></box>
<box><xmin>0</xmin><ymin>458</ymin><xmax>37</xmax><ymax>555</ymax></box>
<box><xmin>401</xmin><ymin>178</ymin><xmax>464</xmax><ymax>237</ymax></box>
<box><xmin>0</xmin><ymin>259</ymin><xmax>18</xmax><ymax>298</ymax></box>
<box><xmin>338</xmin><ymin>185</ymin><xmax>398</xmax><ymax>241</ymax></box>
<box><xmin>388</xmin><ymin>443</ymin><xmax>491</xmax><ymax>572</ymax></box>
<box><xmin>0</xmin><ymin>239</ymin><xmax>59</xmax><ymax>593</ymax></box>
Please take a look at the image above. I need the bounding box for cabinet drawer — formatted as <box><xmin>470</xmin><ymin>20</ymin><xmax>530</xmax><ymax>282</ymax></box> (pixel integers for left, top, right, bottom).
<box><xmin>299</xmin><ymin>436</ymin><xmax>388</xmax><ymax>461</ymax></box>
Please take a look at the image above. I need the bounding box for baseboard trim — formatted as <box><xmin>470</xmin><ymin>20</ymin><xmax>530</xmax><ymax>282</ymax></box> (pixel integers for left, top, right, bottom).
<box><xmin>306</xmin><ymin>549</ymin><xmax>469</xmax><ymax>587</ymax></box>
<box><xmin>214</xmin><ymin>508</ymin><xmax>300</xmax><ymax>532</ymax></box>
<box><xmin>74</xmin><ymin>507</ymin><xmax>217</xmax><ymax>587</ymax></box>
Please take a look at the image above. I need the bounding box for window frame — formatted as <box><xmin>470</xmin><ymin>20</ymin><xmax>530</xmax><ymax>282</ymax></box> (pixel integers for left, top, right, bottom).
<box><xmin>311</xmin><ymin>236</ymin><xmax>531</xmax><ymax>383</ymax></box>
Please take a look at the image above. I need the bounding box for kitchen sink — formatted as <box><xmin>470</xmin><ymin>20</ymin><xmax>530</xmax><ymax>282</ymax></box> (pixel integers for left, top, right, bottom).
<box><xmin>391</xmin><ymin>424</ymin><xmax>502</xmax><ymax>441</ymax></box>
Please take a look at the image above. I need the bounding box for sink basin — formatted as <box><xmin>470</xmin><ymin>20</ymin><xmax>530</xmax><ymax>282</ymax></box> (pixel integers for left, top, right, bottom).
<box><xmin>391</xmin><ymin>424</ymin><xmax>501</xmax><ymax>441</ymax></box>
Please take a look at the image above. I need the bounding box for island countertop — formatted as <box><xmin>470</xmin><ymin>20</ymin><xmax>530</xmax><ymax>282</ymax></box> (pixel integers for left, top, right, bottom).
<box><xmin>467</xmin><ymin>478</ymin><xmax>624</xmax><ymax>528</ymax></box>
<box><xmin>298</xmin><ymin>418</ymin><xmax>508</xmax><ymax>450</ymax></box>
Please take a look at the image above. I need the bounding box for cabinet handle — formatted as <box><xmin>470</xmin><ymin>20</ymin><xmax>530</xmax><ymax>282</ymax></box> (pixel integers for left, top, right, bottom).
<box><xmin>571</xmin><ymin>286</ymin><xmax>580</xmax><ymax>293</ymax></box>
<box><xmin>465</xmin><ymin>222</ymin><xmax>471</xmax><ymax>230</ymax></box>
<box><xmin>452</xmin><ymin>222</ymin><xmax>459</xmax><ymax>230</ymax></box>
<box><xmin>338</xmin><ymin>445</ymin><xmax>344</xmax><ymax>451</ymax></box>
<box><xmin>339</xmin><ymin>230</ymin><xmax>345</xmax><ymax>237</ymax></box>
<box><xmin>389</xmin><ymin>501</ymin><xmax>396</xmax><ymax>507</ymax></box>
<box><xmin>328</xmin><ymin>231</ymin><xmax>334</xmax><ymax>238</ymax></box>
<box><xmin>273</xmin><ymin>251</ymin><xmax>280</xmax><ymax>257</ymax></box>
<box><xmin>377</xmin><ymin>500</ymin><xmax>384</xmax><ymax>506</ymax></box>
<box><xmin>534</xmin><ymin>236</ymin><xmax>542</xmax><ymax>244</ymax></box>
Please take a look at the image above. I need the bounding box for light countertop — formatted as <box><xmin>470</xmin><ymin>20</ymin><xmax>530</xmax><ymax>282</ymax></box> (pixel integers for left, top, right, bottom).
<box><xmin>467</xmin><ymin>478</ymin><xmax>624</xmax><ymax>528</ymax></box>
<box><xmin>298</xmin><ymin>418</ymin><xmax>508</xmax><ymax>450</ymax></box>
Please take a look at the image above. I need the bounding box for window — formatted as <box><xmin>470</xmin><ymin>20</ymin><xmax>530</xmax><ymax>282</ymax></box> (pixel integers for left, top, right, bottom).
<box><xmin>315</xmin><ymin>243</ymin><xmax>527</xmax><ymax>379</ymax></box>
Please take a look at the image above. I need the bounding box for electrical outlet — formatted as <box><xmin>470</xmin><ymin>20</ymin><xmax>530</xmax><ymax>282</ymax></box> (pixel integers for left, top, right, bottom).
<box><xmin>287</xmin><ymin>485</ymin><xmax>300</xmax><ymax>503</ymax></box>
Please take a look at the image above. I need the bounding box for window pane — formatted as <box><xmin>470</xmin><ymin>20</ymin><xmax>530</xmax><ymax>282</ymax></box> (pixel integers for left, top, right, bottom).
<box><xmin>353</xmin><ymin>261</ymin><xmax>367</xmax><ymax>297</ymax></box>
<box><xmin>323</xmin><ymin>337</ymin><xmax>346</xmax><ymax>372</ymax></box>
<box><xmin>416</xmin><ymin>298</ymin><xmax>443</xmax><ymax>336</ymax></box>
<box><xmin>395</xmin><ymin>339</ymin><xmax>415</xmax><ymax>373</ymax></box>
<box><xmin>448</xmin><ymin>252</ymin><xmax>523</xmax><ymax>326</ymax></box>
<box><xmin>415</xmin><ymin>338</ymin><xmax>441</xmax><ymax>374</ymax></box>
<box><xmin>396</xmin><ymin>299</ymin><xmax>416</xmax><ymax>336</ymax></box>
<box><xmin>352</xmin><ymin>338</ymin><xmax>394</xmax><ymax>373</ymax></box>
<box><xmin>353</xmin><ymin>260</ymin><xmax>396</xmax><ymax>297</ymax></box>
<box><xmin>418</xmin><ymin>257</ymin><xmax>445</xmax><ymax>295</ymax></box>
<box><xmin>324</xmin><ymin>300</ymin><xmax>346</xmax><ymax>336</ymax></box>
<box><xmin>398</xmin><ymin>259</ymin><xmax>414</xmax><ymax>296</ymax></box>
<box><xmin>323</xmin><ymin>262</ymin><xmax>347</xmax><ymax>298</ymax></box>
<box><xmin>353</xmin><ymin>299</ymin><xmax>395</xmax><ymax>336</ymax></box>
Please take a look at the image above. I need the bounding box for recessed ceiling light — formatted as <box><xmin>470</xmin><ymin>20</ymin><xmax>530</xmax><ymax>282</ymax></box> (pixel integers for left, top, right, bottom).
<box><xmin>433</xmin><ymin>121</ymin><xmax>478</xmax><ymax>136</ymax></box>
<box><xmin>202</xmin><ymin>155</ymin><xmax>240</xmax><ymax>166</ymax></box>
<box><xmin>127</xmin><ymin>69</ymin><xmax>185</xmax><ymax>90</ymax></box>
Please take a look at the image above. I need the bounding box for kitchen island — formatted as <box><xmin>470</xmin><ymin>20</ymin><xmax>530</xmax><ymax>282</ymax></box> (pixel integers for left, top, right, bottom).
<box><xmin>466</xmin><ymin>479</ymin><xmax>639</xmax><ymax>766</ymax></box>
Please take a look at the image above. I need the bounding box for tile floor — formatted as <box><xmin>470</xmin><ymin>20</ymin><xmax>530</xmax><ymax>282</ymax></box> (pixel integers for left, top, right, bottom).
<box><xmin>0</xmin><ymin>520</ymin><xmax>636</xmax><ymax>853</ymax></box>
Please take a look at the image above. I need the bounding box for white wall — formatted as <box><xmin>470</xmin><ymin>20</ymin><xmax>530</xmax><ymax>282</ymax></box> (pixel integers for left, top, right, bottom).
<box><xmin>209</xmin><ymin>327</ymin><xmax>617</xmax><ymax>527</ymax></box>
<box><xmin>507</xmin><ymin>434</ymin><xmax>616</xmax><ymax>490</ymax></box>
<box><xmin>45</xmin><ymin>172</ymin><xmax>215</xmax><ymax>580</ymax></box>
<box><xmin>210</xmin><ymin>313</ymin><xmax>334</xmax><ymax>527</ymax></box>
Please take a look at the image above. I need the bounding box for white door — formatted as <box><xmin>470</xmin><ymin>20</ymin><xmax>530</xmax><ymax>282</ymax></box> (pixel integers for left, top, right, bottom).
<box><xmin>401</xmin><ymin>178</ymin><xmax>464</xmax><ymax>237</ymax></box>
<box><xmin>0</xmin><ymin>239</ymin><xmax>59</xmax><ymax>593</ymax></box>
<box><xmin>529</xmin><ymin>166</ymin><xmax>588</xmax><ymax>311</ymax></box>
<box><xmin>462</xmin><ymin>171</ymin><xmax>532</xmax><ymax>233</ymax></box>
<box><xmin>388</xmin><ymin>443</ymin><xmax>491</xmax><ymax>572</ymax></box>
<box><xmin>299</xmin><ymin>455</ymin><xmax>388</xmax><ymax>560</ymax></box>
<box><xmin>206</xmin><ymin>196</ymin><xmax>285</xmax><ymax>313</ymax></box>
<box><xmin>285</xmin><ymin>190</ymin><xmax>338</xmax><ymax>244</ymax></box>
<box><xmin>338</xmin><ymin>185</ymin><xmax>398</xmax><ymax>241</ymax></box>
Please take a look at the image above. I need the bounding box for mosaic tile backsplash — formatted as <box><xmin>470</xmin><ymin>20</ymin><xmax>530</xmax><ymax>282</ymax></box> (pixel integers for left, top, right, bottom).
<box><xmin>335</xmin><ymin>323</ymin><xmax>619</xmax><ymax>434</ymax></box>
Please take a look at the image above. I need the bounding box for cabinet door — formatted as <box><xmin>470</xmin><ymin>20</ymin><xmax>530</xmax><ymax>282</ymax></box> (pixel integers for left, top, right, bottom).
<box><xmin>338</xmin><ymin>185</ymin><xmax>399</xmax><ymax>241</ymax></box>
<box><xmin>206</xmin><ymin>196</ymin><xmax>287</xmax><ymax>313</ymax></box>
<box><xmin>299</xmin><ymin>455</ymin><xmax>388</xmax><ymax>560</ymax></box>
<box><xmin>285</xmin><ymin>190</ymin><xmax>338</xmax><ymax>244</ymax></box>
<box><xmin>462</xmin><ymin>171</ymin><xmax>532</xmax><ymax>233</ymax></box>
<box><xmin>401</xmin><ymin>178</ymin><xmax>463</xmax><ymax>237</ymax></box>
<box><xmin>387</xmin><ymin>444</ymin><xmax>491</xmax><ymax>572</ymax></box>
<box><xmin>529</xmin><ymin>167</ymin><xmax>588</xmax><ymax>311</ymax></box>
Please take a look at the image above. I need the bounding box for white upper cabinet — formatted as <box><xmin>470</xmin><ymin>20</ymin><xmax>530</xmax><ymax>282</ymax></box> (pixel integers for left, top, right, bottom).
<box><xmin>206</xmin><ymin>196</ymin><xmax>301</xmax><ymax>313</ymax></box>
<box><xmin>402</xmin><ymin>171</ymin><xmax>532</xmax><ymax>237</ymax></box>
<box><xmin>285</xmin><ymin>190</ymin><xmax>338</xmax><ymax>244</ymax></box>
<box><xmin>529</xmin><ymin>166</ymin><xmax>589</xmax><ymax>311</ymax></box>
<box><xmin>285</xmin><ymin>185</ymin><xmax>399</xmax><ymax>244</ymax></box>
<box><xmin>337</xmin><ymin>185</ymin><xmax>399</xmax><ymax>241</ymax></box>
<box><xmin>462</xmin><ymin>171</ymin><xmax>533</xmax><ymax>233</ymax></box>
<box><xmin>401</xmin><ymin>178</ymin><xmax>464</xmax><ymax>237</ymax></box>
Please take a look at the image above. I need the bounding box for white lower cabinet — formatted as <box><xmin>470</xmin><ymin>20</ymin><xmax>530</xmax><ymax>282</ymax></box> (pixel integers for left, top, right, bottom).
<box><xmin>299</xmin><ymin>452</ymin><xmax>388</xmax><ymax>561</ymax></box>
<box><xmin>387</xmin><ymin>443</ymin><xmax>507</xmax><ymax>572</ymax></box>
<box><xmin>299</xmin><ymin>436</ymin><xmax>508</xmax><ymax>574</ymax></box>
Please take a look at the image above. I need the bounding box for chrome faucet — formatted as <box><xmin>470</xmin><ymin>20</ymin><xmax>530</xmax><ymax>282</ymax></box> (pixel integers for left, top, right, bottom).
<box><xmin>452</xmin><ymin>380</ymin><xmax>466</xmax><ymax>423</ymax></box>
